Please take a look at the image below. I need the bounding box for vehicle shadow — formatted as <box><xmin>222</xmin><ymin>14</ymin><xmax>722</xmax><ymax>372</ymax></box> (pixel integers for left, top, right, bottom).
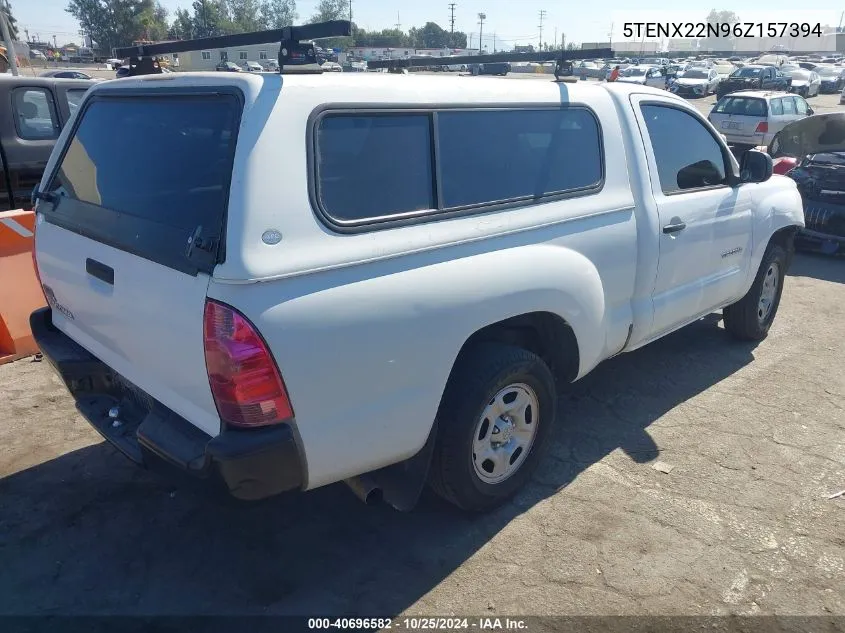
<box><xmin>0</xmin><ymin>314</ymin><xmax>758</xmax><ymax>617</ymax></box>
<box><xmin>788</xmin><ymin>251</ymin><xmax>845</xmax><ymax>284</ymax></box>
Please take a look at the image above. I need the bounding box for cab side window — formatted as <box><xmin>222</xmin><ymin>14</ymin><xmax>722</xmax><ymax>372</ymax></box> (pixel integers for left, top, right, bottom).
<box><xmin>12</xmin><ymin>88</ymin><xmax>61</xmax><ymax>140</ymax></box>
<box><xmin>640</xmin><ymin>104</ymin><xmax>727</xmax><ymax>194</ymax></box>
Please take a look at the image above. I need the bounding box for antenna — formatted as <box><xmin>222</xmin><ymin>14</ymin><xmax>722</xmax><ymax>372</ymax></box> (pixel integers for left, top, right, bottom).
<box><xmin>113</xmin><ymin>20</ymin><xmax>352</xmax><ymax>76</ymax></box>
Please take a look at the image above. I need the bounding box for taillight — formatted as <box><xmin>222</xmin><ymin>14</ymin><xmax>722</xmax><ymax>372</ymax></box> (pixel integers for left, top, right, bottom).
<box><xmin>755</xmin><ymin>121</ymin><xmax>769</xmax><ymax>133</ymax></box>
<box><xmin>203</xmin><ymin>299</ymin><xmax>293</xmax><ymax>428</ymax></box>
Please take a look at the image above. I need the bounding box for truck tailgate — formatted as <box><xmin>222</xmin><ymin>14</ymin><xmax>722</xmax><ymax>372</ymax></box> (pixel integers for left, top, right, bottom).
<box><xmin>33</xmin><ymin>89</ymin><xmax>243</xmax><ymax>437</ymax></box>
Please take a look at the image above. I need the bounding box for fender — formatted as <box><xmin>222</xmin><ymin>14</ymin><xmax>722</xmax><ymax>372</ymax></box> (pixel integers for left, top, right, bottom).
<box><xmin>741</xmin><ymin>175</ymin><xmax>804</xmax><ymax>294</ymax></box>
<box><xmin>210</xmin><ymin>241</ymin><xmax>609</xmax><ymax>490</ymax></box>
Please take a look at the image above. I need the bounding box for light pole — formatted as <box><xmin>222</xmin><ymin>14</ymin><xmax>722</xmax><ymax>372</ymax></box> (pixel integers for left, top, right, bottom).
<box><xmin>478</xmin><ymin>12</ymin><xmax>486</xmax><ymax>54</ymax></box>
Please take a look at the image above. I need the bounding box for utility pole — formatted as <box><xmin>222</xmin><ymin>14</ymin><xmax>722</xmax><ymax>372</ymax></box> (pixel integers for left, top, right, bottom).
<box><xmin>554</xmin><ymin>27</ymin><xmax>557</xmax><ymax>50</ymax></box>
<box><xmin>493</xmin><ymin>32</ymin><xmax>496</xmax><ymax>52</ymax></box>
<box><xmin>395</xmin><ymin>11</ymin><xmax>401</xmax><ymax>31</ymax></box>
<box><xmin>1</xmin><ymin>1</ymin><xmax>19</xmax><ymax>76</ymax></box>
<box><xmin>608</xmin><ymin>22</ymin><xmax>613</xmax><ymax>47</ymax></box>
<box><xmin>349</xmin><ymin>0</ymin><xmax>353</xmax><ymax>23</ymax></box>
<box><xmin>53</xmin><ymin>34</ymin><xmax>57</xmax><ymax>48</ymax></box>
<box><xmin>538</xmin><ymin>9</ymin><xmax>546</xmax><ymax>50</ymax></box>
<box><xmin>477</xmin><ymin>12</ymin><xmax>486</xmax><ymax>53</ymax></box>
<box><xmin>562</xmin><ymin>32</ymin><xmax>565</xmax><ymax>50</ymax></box>
<box><xmin>448</xmin><ymin>3</ymin><xmax>456</xmax><ymax>33</ymax></box>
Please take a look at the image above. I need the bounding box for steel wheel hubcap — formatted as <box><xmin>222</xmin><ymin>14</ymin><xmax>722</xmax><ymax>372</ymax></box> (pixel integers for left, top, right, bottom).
<box><xmin>758</xmin><ymin>262</ymin><xmax>780</xmax><ymax>323</ymax></box>
<box><xmin>471</xmin><ymin>383</ymin><xmax>540</xmax><ymax>484</ymax></box>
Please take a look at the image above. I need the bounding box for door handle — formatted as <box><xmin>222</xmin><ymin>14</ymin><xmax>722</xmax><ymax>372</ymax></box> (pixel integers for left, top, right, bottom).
<box><xmin>86</xmin><ymin>258</ymin><xmax>114</xmax><ymax>285</ymax></box>
<box><xmin>662</xmin><ymin>222</ymin><xmax>687</xmax><ymax>234</ymax></box>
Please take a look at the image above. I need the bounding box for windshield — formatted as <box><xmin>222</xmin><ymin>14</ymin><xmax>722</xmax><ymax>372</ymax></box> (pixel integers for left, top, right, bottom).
<box><xmin>732</xmin><ymin>67</ymin><xmax>762</xmax><ymax>77</ymax></box>
<box><xmin>808</xmin><ymin>152</ymin><xmax>845</xmax><ymax>165</ymax></box>
<box><xmin>622</xmin><ymin>68</ymin><xmax>646</xmax><ymax>77</ymax></box>
<box><xmin>683</xmin><ymin>70</ymin><xmax>709</xmax><ymax>79</ymax></box>
<box><xmin>789</xmin><ymin>70</ymin><xmax>811</xmax><ymax>80</ymax></box>
<box><xmin>712</xmin><ymin>96</ymin><xmax>767</xmax><ymax>116</ymax></box>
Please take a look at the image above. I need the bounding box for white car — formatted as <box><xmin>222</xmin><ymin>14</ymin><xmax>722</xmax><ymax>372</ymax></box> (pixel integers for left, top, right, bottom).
<box><xmin>671</xmin><ymin>68</ymin><xmax>720</xmax><ymax>97</ymax></box>
<box><xmin>708</xmin><ymin>91</ymin><xmax>814</xmax><ymax>149</ymax></box>
<box><xmin>321</xmin><ymin>61</ymin><xmax>343</xmax><ymax>72</ymax></box>
<box><xmin>616</xmin><ymin>65</ymin><xmax>666</xmax><ymax>88</ymax></box>
<box><xmin>241</xmin><ymin>61</ymin><xmax>264</xmax><ymax>72</ymax></box>
<box><xmin>786</xmin><ymin>69</ymin><xmax>821</xmax><ymax>97</ymax></box>
<box><xmin>31</xmin><ymin>73</ymin><xmax>803</xmax><ymax>513</ymax></box>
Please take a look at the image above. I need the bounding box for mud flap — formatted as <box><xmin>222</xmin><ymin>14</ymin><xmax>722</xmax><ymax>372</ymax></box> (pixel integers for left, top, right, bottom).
<box><xmin>366</xmin><ymin>420</ymin><xmax>438</xmax><ymax>512</ymax></box>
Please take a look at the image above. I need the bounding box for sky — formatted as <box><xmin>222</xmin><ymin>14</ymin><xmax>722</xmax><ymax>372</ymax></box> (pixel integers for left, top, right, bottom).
<box><xmin>16</xmin><ymin>0</ymin><xmax>845</xmax><ymax>49</ymax></box>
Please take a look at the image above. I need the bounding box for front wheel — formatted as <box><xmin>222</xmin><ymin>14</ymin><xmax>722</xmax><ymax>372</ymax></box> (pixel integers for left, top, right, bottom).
<box><xmin>723</xmin><ymin>243</ymin><xmax>788</xmax><ymax>341</ymax></box>
<box><xmin>429</xmin><ymin>344</ymin><xmax>557</xmax><ymax>512</ymax></box>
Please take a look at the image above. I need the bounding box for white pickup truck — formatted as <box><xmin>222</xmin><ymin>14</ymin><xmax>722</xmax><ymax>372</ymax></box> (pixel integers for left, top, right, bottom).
<box><xmin>30</xmin><ymin>72</ymin><xmax>804</xmax><ymax>512</ymax></box>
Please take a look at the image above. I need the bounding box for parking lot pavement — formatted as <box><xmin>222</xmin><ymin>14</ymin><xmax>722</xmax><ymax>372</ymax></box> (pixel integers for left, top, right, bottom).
<box><xmin>0</xmin><ymin>254</ymin><xmax>843</xmax><ymax>617</ymax></box>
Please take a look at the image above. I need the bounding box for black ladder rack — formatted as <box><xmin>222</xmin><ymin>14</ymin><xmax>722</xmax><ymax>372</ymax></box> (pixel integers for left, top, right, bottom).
<box><xmin>365</xmin><ymin>48</ymin><xmax>614</xmax><ymax>80</ymax></box>
<box><xmin>113</xmin><ymin>20</ymin><xmax>352</xmax><ymax>76</ymax></box>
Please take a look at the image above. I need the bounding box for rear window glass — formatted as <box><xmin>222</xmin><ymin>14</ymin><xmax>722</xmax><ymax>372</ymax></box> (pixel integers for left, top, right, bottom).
<box><xmin>712</xmin><ymin>97</ymin><xmax>767</xmax><ymax>116</ymax></box>
<box><xmin>48</xmin><ymin>96</ymin><xmax>238</xmax><ymax>230</ymax></box>
<box><xmin>437</xmin><ymin>108</ymin><xmax>602</xmax><ymax>208</ymax></box>
<box><xmin>770</xmin><ymin>98</ymin><xmax>784</xmax><ymax>115</ymax></box>
<box><xmin>66</xmin><ymin>89</ymin><xmax>88</xmax><ymax>116</ymax></box>
<box><xmin>315</xmin><ymin>114</ymin><xmax>435</xmax><ymax>224</ymax></box>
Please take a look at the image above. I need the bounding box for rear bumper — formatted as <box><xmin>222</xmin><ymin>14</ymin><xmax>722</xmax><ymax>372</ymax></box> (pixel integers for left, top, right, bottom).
<box><xmin>30</xmin><ymin>307</ymin><xmax>304</xmax><ymax>500</ymax></box>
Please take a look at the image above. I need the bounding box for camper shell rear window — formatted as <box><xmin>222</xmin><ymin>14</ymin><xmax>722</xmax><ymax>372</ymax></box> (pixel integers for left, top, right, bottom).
<box><xmin>44</xmin><ymin>89</ymin><xmax>242</xmax><ymax>275</ymax></box>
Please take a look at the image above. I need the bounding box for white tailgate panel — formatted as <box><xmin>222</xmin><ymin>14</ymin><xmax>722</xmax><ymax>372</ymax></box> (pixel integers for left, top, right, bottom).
<box><xmin>37</xmin><ymin>221</ymin><xmax>221</xmax><ymax>437</ymax></box>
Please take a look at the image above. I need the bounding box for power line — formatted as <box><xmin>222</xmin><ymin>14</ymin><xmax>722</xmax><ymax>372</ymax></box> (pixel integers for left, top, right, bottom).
<box><xmin>448</xmin><ymin>3</ymin><xmax>456</xmax><ymax>34</ymax></box>
<box><xmin>538</xmin><ymin>9</ymin><xmax>546</xmax><ymax>49</ymax></box>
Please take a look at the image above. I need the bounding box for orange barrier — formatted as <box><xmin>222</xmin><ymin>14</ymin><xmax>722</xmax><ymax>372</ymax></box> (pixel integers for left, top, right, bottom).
<box><xmin>0</xmin><ymin>209</ymin><xmax>46</xmax><ymax>364</ymax></box>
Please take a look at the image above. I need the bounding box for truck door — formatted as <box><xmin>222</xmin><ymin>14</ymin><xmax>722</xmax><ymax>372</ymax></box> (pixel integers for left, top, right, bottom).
<box><xmin>630</xmin><ymin>96</ymin><xmax>754</xmax><ymax>337</ymax></box>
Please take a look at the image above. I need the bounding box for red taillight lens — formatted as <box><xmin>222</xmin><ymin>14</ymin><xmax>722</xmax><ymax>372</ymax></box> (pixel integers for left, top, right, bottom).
<box><xmin>755</xmin><ymin>121</ymin><xmax>769</xmax><ymax>133</ymax></box>
<box><xmin>203</xmin><ymin>299</ymin><xmax>293</xmax><ymax>428</ymax></box>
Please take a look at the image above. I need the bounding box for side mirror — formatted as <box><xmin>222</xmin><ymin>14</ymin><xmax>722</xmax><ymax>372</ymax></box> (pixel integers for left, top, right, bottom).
<box><xmin>807</xmin><ymin>107</ymin><xmax>814</xmax><ymax>115</ymax></box>
<box><xmin>740</xmin><ymin>149</ymin><xmax>773</xmax><ymax>183</ymax></box>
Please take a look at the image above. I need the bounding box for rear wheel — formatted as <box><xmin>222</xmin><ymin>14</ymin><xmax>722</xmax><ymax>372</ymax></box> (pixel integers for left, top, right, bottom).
<box><xmin>429</xmin><ymin>344</ymin><xmax>557</xmax><ymax>512</ymax></box>
<box><xmin>723</xmin><ymin>243</ymin><xmax>788</xmax><ymax>341</ymax></box>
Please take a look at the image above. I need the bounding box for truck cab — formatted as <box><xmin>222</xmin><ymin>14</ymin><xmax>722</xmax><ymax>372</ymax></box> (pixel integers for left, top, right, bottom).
<box><xmin>0</xmin><ymin>76</ymin><xmax>95</xmax><ymax>210</ymax></box>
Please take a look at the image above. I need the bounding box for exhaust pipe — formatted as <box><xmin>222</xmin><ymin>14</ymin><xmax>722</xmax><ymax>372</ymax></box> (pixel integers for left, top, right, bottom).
<box><xmin>344</xmin><ymin>474</ymin><xmax>383</xmax><ymax>505</ymax></box>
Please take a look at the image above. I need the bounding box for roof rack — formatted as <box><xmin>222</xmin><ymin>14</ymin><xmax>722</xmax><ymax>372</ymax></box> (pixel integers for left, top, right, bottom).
<box><xmin>365</xmin><ymin>48</ymin><xmax>613</xmax><ymax>81</ymax></box>
<box><xmin>113</xmin><ymin>20</ymin><xmax>352</xmax><ymax>77</ymax></box>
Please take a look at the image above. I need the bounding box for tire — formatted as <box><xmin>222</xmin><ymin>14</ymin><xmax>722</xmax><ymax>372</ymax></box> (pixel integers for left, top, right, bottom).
<box><xmin>723</xmin><ymin>243</ymin><xmax>788</xmax><ymax>341</ymax></box>
<box><xmin>429</xmin><ymin>343</ymin><xmax>557</xmax><ymax>512</ymax></box>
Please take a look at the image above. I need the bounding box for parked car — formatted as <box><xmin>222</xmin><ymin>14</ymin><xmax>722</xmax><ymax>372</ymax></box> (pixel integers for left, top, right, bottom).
<box><xmin>816</xmin><ymin>65</ymin><xmax>845</xmax><ymax>93</ymax></box>
<box><xmin>767</xmin><ymin>113</ymin><xmax>845</xmax><ymax>255</ymax></box>
<box><xmin>0</xmin><ymin>75</ymin><xmax>95</xmax><ymax>211</ymax></box>
<box><xmin>215</xmin><ymin>61</ymin><xmax>242</xmax><ymax>72</ymax></box>
<box><xmin>470</xmin><ymin>62</ymin><xmax>510</xmax><ymax>76</ymax></box>
<box><xmin>716</xmin><ymin>65</ymin><xmax>791</xmax><ymax>98</ymax></box>
<box><xmin>30</xmin><ymin>75</ymin><xmax>803</xmax><ymax>513</ymax></box>
<box><xmin>616</xmin><ymin>65</ymin><xmax>666</xmax><ymax>88</ymax></box>
<box><xmin>38</xmin><ymin>70</ymin><xmax>95</xmax><ymax>80</ymax></box>
<box><xmin>713</xmin><ymin>62</ymin><xmax>737</xmax><ymax>81</ymax></box>
<box><xmin>708</xmin><ymin>91</ymin><xmax>813</xmax><ymax>152</ymax></box>
<box><xmin>321</xmin><ymin>61</ymin><xmax>343</xmax><ymax>72</ymax></box>
<box><xmin>786</xmin><ymin>69</ymin><xmax>821</xmax><ymax>97</ymax></box>
<box><xmin>263</xmin><ymin>59</ymin><xmax>280</xmax><ymax>71</ymax></box>
<box><xmin>670</xmin><ymin>68</ymin><xmax>720</xmax><ymax>97</ymax></box>
<box><xmin>241</xmin><ymin>61</ymin><xmax>264</xmax><ymax>72</ymax></box>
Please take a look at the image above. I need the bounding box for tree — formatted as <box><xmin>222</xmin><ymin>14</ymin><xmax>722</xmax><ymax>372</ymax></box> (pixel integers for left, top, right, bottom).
<box><xmin>566</xmin><ymin>42</ymin><xmax>578</xmax><ymax>51</ymax></box>
<box><xmin>309</xmin><ymin>0</ymin><xmax>347</xmax><ymax>23</ymax></box>
<box><xmin>66</xmin><ymin>0</ymin><xmax>155</xmax><ymax>53</ymax></box>
<box><xmin>189</xmin><ymin>0</ymin><xmax>230</xmax><ymax>37</ymax></box>
<box><xmin>226</xmin><ymin>0</ymin><xmax>262</xmax><ymax>32</ymax></box>
<box><xmin>139</xmin><ymin>2</ymin><xmax>169</xmax><ymax>41</ymax></box>
<box><xmin>706</xmin><ymin>10</ymin><xmax>739</xmax><ymax>25</ymax></box>
<box><xmin>169</xmin><ymin>7</ymin><xmax>193</xmax><ymax>39</ymax></box>
<box><xmin>1</xmin><ymin>2</ymin><xmax>19</xmax><ymax>40</ymax></box>
<box><xmin>259</xmin><ymin>0</ymin><xmax>296</xmax><ymax>30</ymax></box>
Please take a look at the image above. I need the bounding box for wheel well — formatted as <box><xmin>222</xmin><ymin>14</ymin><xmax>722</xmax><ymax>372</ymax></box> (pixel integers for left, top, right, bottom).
<box><xmin>453</xmin><ymin>312</ymin><xmax>580</xmax><ymax>391</ymax></box>
<box><xmin>769</xmin><ymin>225</ymin><xmax>798</xmax><ymax>268</ymax></box>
